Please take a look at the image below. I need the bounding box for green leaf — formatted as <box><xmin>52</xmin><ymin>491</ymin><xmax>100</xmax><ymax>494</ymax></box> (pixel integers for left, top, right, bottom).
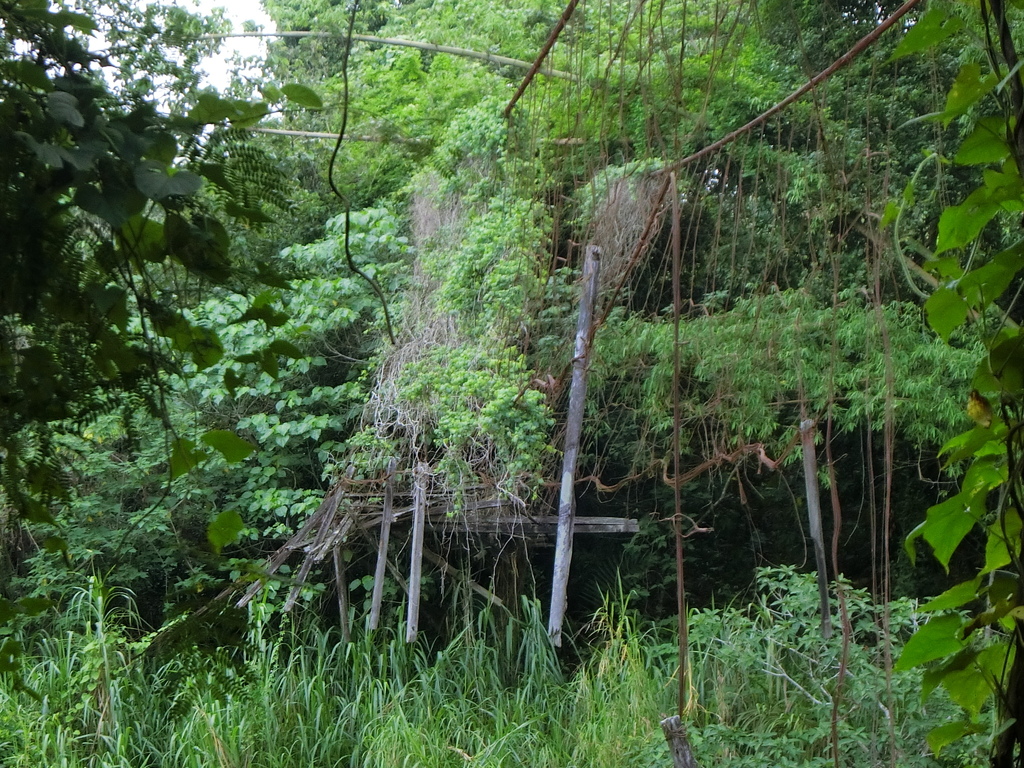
<box><xmin>927</xmin><ymin>721</ymin><xmax>982</xmax><ymax>756</ymax></box>
<box><xmin>207</xmin><ymin>509</ymin><xmax>244</xmax><ymax>554</ymax></box>
<box><xmin>225</xmin><ymin>201</ymin><xmax>273</xmax><ymax>224</ymax></box>
<box><xmin>17</xmin><ymin>597</ymin><xmax>53</xmax><ymax>616</ymax></box>
<box><xmin>232</xmin><ymin>305</ymin><xmax>289</xmax><ymax>328</ymax></box>
<box><xmin>895</xmin><ymin>614</ymin><xmax>967</xmax><ymax>670</ymax></box>
<box><xmin>47</xmin><ymin>90</ymin><xmax>84</xmax><ymax>127</ymax></box>
<box><xmin>955</xmin><ymin>117</ymin><xmax>1010</xmax><ymax>165</ymax></box>
<box><xmin>934</xmin><ymin>189</ymin><xmax>1003</xmax><ymax>255</ymax></box>
<box><xmin>920</xmin><ymin>577</ymin><xmax>981</xmax><ymax>612</ymax></box>
<box><xmin>8</xmin><ymin>60</ymin><xmax>52</xmax><ymax>91</ymax></box>
<box><xmin>986</xmin><ymin>333</ymin><xmax>1024</xmax><ymax>395</ymax></box>
<box><xmin>224</xmin><ymin>367</ymin><xmax>242</xmax><ymax>397</ymax></box>
<box><xmin>889</xmin><ymin>9</ymin><xmax>964</xmax><ymax>62</ymax></box>
<box><xmin>201</xmin><ymin>430</ymin><xmax>256</xmax><ymax>463</ymax></box>
<box><xmin>925</xmin><ymin>287</ymin><xmax>969</xmax><ymax>342</ymax></box>
<box><xmin>281</xmin><ymin>83</ymin><xmax>324</xmax><ymax>109</ymax></box>
<box><xmin>268</xmin><ymin>340</ymin><xmax>304</xmax><ymax>359</ymax></box>
<box><xmin>942</xmin><ymin>63</ymin><xmax>998</xmax><ymax>125</ymax></box>
<box><xmin>880</xmin><ymin>200</ymin><xmax>901</xmax><ymax>228</ymax></box>
<box><xmin>75</xmin><ymin>184</ymin><xmax>147</xmax><ymax>228</ymax></box>
<box><xmin>134</xmin><ymin>161</ymin><xmax>204</xmax><ymax>200</ymax></box>
<box><xmin>984</xmin><ymin>509</ymin><xmax>1023</xmax><ymax>574</ymax></box>
<box><xmin>170</xmin><ymin>437</ymin><xmax>208</xmax><ymax>479</ymax></box>
<box><xmin>943</xmin><ymin>662</ymin><xmax>996</xmax><ymax>716</ymax></box>
<box><xmin>908</xmin><ymin>492</ymin><xmax>979</xmax><ymax>572</ymax></box>
<box><xmin>940</xmin><ymin>424</ymin><xmax>1004</xmax><ymax>466</ymax></box>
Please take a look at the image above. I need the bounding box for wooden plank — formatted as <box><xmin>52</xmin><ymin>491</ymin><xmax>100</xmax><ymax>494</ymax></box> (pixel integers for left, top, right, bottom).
<box><xmin>548</xmin><ymin>245</ymin><xmax>601</xmax><ymax>646</ymax></box>
<box><xmin>446</xmin><ymin>515</ymin><xmax>637</xmax><ymax>534</ymax></box>
<box><xmin>368</xmin><ymin>458</ymin><xmax>397</xmax><ymax>631</ymax></box>
<box><xmin>406</xmin><ymin>463</ymin><xmax>428</xmax><ymax>643</ymax></box>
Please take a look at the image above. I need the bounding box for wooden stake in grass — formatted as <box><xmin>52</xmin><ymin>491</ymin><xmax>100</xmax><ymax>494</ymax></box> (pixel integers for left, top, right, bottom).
<box><xmin>548</xmin><ymin>245</ymin><xmax>600</xmax><ymax>647</ymax></box>
<box><xmin>369</xmin><ymin>458</ymin><xmax>397</xmax><ymax>631</ymax></box>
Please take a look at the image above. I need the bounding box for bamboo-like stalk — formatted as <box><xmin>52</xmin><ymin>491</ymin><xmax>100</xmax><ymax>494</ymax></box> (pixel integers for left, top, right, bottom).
<box><xmin>199</xmin><ymin>32</ymin><xmax>576</xmax><ymax>80</ymax></box>
<box><xmin>548</xmin><ymin>245</ymin><xmax>601</xmax><ymax>646</ymax></box>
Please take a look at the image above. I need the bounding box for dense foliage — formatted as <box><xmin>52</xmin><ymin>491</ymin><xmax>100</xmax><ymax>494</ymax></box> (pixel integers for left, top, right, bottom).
<box><xmin>3</xmin><ymin>0</ymin><xmax>1024</xmax><ymax>764</ymax></box>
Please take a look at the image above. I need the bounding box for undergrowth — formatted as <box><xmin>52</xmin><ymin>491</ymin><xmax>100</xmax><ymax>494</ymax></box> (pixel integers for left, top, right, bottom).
<box><xmin>0</xmin><ymin>570</ymin><xmax>983</xmax><ymax>767</ymax></box>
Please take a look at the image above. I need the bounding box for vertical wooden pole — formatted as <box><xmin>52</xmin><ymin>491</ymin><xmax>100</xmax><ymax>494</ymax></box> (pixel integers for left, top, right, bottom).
<box><xmin>406</xmin><ymin>462</ymin><xmax>428</xmax><ymax>643</ymax></box>
<box><xmin>669</xmin><ymin>172</ymin><xmax>690</xmax><ymax>715</ymax></box>
<box><xmin>799</xmin><ymin>417</ymin><xmax>833</xmax><ymax>639</ymax></box>
<box><xmin>332</xmin><ymin>545</ymin><xmax>351</xmax><ymax>644</ymax></box>
<box><xmin>548</xmin><ymin>245</ymin><xmax>601</xmax><ymax>646</ymax></box>
<box><xmin>368</xmin><ymin>457</ymin><xmax>397</xmax><ymax>631</ymax></box>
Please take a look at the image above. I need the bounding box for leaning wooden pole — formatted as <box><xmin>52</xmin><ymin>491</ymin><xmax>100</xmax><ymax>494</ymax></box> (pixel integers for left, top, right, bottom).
<box><xmin>406</xmin><ymin>462</ymin><xmax>428</xmax><ymax>643</ymax></box>
<box><xmin>368</xmin><ymin>457</ymin><xmax>397</xmax><ymax>631</ymax></box>
<box><xmin>548</xmin><ymin>245</ymin><xmax>601</xmax><ymax>646</ymax></box>
<box><xmin>799</xmin><ymin>417</ymin><xmax>833</xmax><ymax>639</ymax></box>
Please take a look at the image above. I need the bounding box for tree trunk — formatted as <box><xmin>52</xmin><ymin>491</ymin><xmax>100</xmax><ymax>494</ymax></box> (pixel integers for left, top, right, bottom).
<box><xmin>799</xmin><ymin>418</ymin><xmax>833</xmax><ymax>639</ymax></box>
<box><xmin>660</xmin><ymin>716</ymin><xmax>701</xmax><ymax>768</ymax></box>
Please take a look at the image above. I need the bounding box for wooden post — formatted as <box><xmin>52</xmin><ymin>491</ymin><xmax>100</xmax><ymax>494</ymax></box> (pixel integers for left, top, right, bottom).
<box><xmin>368</xmin><ymin>458</ymin><xmax>397</xmax><ymax>631</ymax></box>
<box><xmin>406</xmin><ymin>462</ymin><xmax>428</xmax><ymax>643</ymax></box>
<box><xmin>332</xmin><ymin>545</ymin><xmax>351</xmax><ymax>644</ymax></box>
<box><xmin>548</xmin><ymin>245</ymin><xmax>601</xmax><ymax>646</ymax></box>
<box><xmin>660</xmin><ymin>716</ymin><xmax>701</xmax><ymax>768</ymax></box>
<box><xmin>799</xmin><ymin>418</ymin><xmax>833</xmax><ymax>639</ymax></box>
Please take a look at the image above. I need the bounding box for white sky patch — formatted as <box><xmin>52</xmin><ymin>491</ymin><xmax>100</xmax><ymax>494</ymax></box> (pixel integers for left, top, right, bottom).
<box><xmin>179</xmin><ymin>0</ymin><xmax>276</xmax><ymax>91</ymax></box>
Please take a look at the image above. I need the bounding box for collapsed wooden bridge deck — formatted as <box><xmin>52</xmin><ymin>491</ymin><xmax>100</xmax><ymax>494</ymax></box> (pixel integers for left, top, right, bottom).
<box><xmin>232</xmin><ymin>461</ymin><xmax>638</xmax><ymax>642</ymax></box>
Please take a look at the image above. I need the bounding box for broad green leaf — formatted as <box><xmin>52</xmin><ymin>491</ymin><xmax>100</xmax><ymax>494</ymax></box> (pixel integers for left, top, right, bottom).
<box><xmin>134</xmin><ymin>161</ymin><xmax>204</xmax><ymax>200</ymax></box>
<box><xmin>940</xmin><ymin>424</ymin><xmax>1003</xmax><ymax>466</ymax></box>
<box><xmin>986</xmin><ymin>333</ymin><xmax>1024</xmax><ymax>395</ymax></box>
<box><xmin>984</xmin><ymin>509</ymin><xmax>1023</xmax><ymax>574</ymax></box>
<box><xmin>920</xmin><ymin>577</ymin><xmax>981</xmax><ymax>612</ymax></box>
<box><xmin>880</xmin><ymin>200</ymin><xmax>900</xmax><ymax>228</ymax></box>
<box><xmin>934</xmin><ymin>189</ymin><xmax>1002</xmax><ymax>254</ymax></box>
<box><xmin>17</xmin><ymin>597</ymin><xmax>53</xmax><ymax>616</ymax></box>
<box><xmin>943</xmin><ymin>662</ymin><xmax>995</xmax><ymax>716</ymax></box>
<box><xmin>75</xmin><ymin>184</ymin><xmax>147</xmax><ymax>227</ymax></box>
<box><xmin>925</xmin><ymin>287</ymin><xmax>969</xmax><ymax>341</ymax></box>
<box><xmin>225</xmin><ymin>201</ymin><xmax>273</xmax><ymax>224</ymax></box>
<box><xmin>268</xmin><ymin>339</ymin><xmax>304</xmax><ymax>358</ymax></box>
<box><xmin>170</xmin><ymin>437</ymin><xmax>208</xmax><ymax>479</ymax></box>
<box><xmin>889</xmin><ymin>9</ymin><xmax>964</xmax><ymax>62</ymax></box>
<box><xmin>145</xmin><ymin>132</ymin><xmax>178</xmax><ymax>164</ymax></box>
<box><xmin>282</xmin><ymin>83</ymin><xmax>324</xmax><ymax>109</ymax></box>
<box><xmin>928</xmin><ymin>721</ymin><xmax>982</xmax><ymax>756</ymax></box>
<box><xmin>223</xmin><ymin>368</ymin><xmax>242</xmax><ymax>397</ymax></box>
<box><xmin>207</xmin><ymin>510</ymin><xmax>244</xmax><ymax>554</ymax></box>
<box><xmin>942</xmin><ymin>64</ymin><xmax>998</xmax><ymax>125</ymax></box>
<box><xmin>8</xmin><ymin>60</ymin><xmax>52</xmax><ymax>91</ymax></box>
<box><xmin>47</xmin><ymin>90</ymin><xmax>84</xmax><ymax>127</ymax></box>
<box><xmin>905</xmin><ymin>492</ymin><xmax>978</xmax><ymax>571</ymax></box>
<box><xmin>119</xmin><ymin>215</ymin><xmax>166</xmax><ymax>264</ymax></box>
<box><xmin>955</xmin><ymin>116</ymin><xmax>1010</xmax><ymax>165</ymax></box>
<box><xmin>201</xmin><ymin>430</ymin><xmax>256</xmax><ymax>463</ymax></box>
<box><xmin>232</xmin><ymin>305</ymin><xmax>289</xmax><ymax>328</ymax></box>
<box><xmin>895</xmin><ymin>614</ymin><xmax>966</xmax><ymax>670</ymax></box>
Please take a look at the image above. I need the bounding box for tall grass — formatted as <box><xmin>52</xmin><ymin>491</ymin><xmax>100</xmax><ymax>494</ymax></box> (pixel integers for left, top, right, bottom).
<box><xmin>0</xmin><ymin>570</ymin><xmax>983</xmax><ymax>768</ymax></box>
